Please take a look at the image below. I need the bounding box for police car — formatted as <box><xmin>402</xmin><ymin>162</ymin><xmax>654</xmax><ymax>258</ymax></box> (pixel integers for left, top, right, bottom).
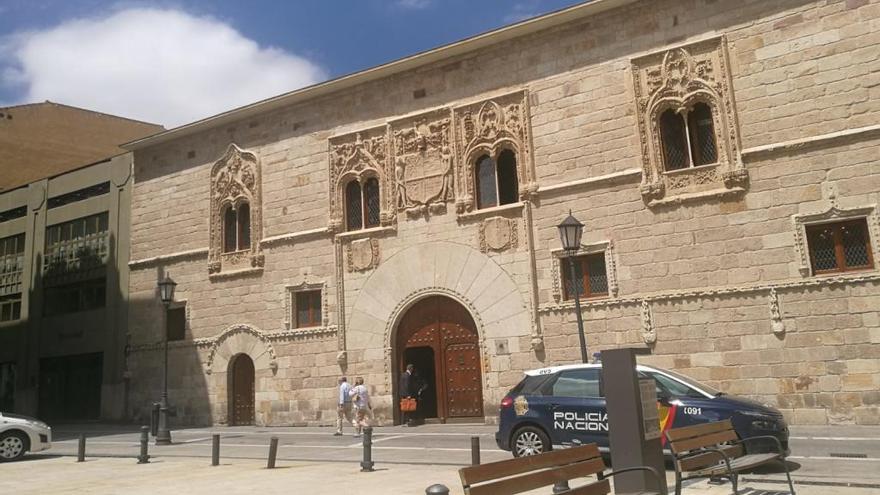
<box><xmin>496</xmin><ymin>363</ymin><xmax>789</xmax><ymax>457</ymax></box>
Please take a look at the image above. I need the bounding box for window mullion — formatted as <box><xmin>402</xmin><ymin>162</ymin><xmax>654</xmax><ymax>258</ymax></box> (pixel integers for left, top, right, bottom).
<box><xmin>681</xmin><ymin>109</ymin><xmax>695</xmax><ymax>168</ymax></box>
<box><xmin>834</xmin><ymin>226</ymin><xmax>847</xmax><ymax>271</ymax></box>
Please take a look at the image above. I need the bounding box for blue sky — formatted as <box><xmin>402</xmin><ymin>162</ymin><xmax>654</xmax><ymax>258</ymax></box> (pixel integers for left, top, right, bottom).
<box><xmin>0</xmin><ymin>0</ymin><xmax>584</xmax><ymax>126</ymax></box>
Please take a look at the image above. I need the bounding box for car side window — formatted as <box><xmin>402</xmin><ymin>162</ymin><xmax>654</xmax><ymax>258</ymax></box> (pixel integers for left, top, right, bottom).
<box><xmin>550</xmin><ymin>369</ymin><xmax>603</xmax><ymax>398</ymax></box>
<box><xmin>641</xmin><ymin>371</ymin><xmax>700</xmax><ymax>398</ymax></box>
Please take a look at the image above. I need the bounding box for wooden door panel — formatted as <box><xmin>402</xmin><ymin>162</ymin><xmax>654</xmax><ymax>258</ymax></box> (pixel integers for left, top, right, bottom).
<box><xmin>232</xmin><ymin>356</ymin><xmax>255</xmax><ymax>426</ymax></box>
<box><xmin>445</xmin><ymin>343</ymin><xmax>483</xmax><ymax>417</ymax></box>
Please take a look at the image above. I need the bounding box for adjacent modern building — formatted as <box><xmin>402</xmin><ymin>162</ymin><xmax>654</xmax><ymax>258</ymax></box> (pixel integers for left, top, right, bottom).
<box><xmin>123</xmin><ymin>0</ymin><xmax>879</xmax><ymax>428</ymax></box>
<box><xmin>0</xmin><ymin>102</ymin><xmax>161</xmax><ymax>419</ymax></box>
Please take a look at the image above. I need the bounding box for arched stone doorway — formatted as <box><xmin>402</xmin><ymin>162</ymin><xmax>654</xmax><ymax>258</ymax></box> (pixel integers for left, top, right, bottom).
<box><xmin>396</xmin><ymin>295</ymin><xmax>483</xmax><ymax>423</ymax></box>
<box><xmin>228</xmin><ymin>354</ymin><xmax>255</xmax><ymax>426</ymax></box>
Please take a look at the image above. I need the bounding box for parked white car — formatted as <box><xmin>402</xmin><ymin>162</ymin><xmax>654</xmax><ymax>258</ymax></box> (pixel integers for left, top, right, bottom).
<box><xmin>0</xmin><ymin>412</ymin><xmax>52</xmax><ymax>461</ymax></box>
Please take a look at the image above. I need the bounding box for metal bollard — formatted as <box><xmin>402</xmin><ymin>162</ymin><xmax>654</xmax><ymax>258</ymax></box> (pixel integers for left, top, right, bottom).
<box><xmin>360</xmin><ymin>426</ymin><xmax>375</xmax><ymax>472</ymax></box>
<box><xmin>77</xmin><ymin>434</ymin><xmax>86</xmax><ymax>462</ymax></box>
<box><xmin>137</xmin><ymin>426</ymin><xmax>150</xmax><ymax>464</ymax></box>
<box><xmin>425</xmin><ymin>484</ymin><xmax>450</xmax><ymax>495</ymax></box>
<box><xmin>552</xmin><ymin>480</ymin><xmax>571</xmax><ymax>493</ymax></box>
<box><xmin>212</xmin><ymin>434</ymin><xmax>220</xmax><ymax>466</ymax></box>
<box><xmin>267</xmin><ymin>436</ymin><xmax>279</xmax><ymax>469</ymax></box>
<box><xmin>150</xmin><ymin>403</ymin><xmax>160</xmax><ymax>437</ymax></box>
<box><xmin>470</xmin><ymin>436</ymin><xmax>481</xmax><ymax>465</ymax></box>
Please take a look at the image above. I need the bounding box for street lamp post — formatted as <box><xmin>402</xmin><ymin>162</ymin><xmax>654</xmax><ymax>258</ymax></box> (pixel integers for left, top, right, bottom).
<box><xmin>156</xmin><ymin>273</ymin><xmax>177</xmax><ymax>446</ymax></box>
<box><xmin>557</xmin><ymin>211</ymin><xmax>588</xmax><ymax>364</ymax></box>
<box><xmin>553</xmin><ymin>212</ymin><xmax>587</xmax><ymax>494</ymax></box>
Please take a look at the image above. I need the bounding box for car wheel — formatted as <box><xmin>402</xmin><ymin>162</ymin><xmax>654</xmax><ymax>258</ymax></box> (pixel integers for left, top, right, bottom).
<box><xmin>0</xmin><ymin>431</ymin><xmax>28</xmax><ymax>462</ymax></box>
<box><xmin>512</xmin><ymin>426</ymin><xmax>551</xmax><ymax>457</ymax></box>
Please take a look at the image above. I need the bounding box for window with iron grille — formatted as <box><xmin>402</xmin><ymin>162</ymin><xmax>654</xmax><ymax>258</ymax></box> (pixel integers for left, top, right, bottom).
<box><xmin>166</xmin><ymin>305</ymin><xmax>186</xmax><ymax>342</ymax></box>
<box><xmin>345</xmin><ymin>178</ymin><xmax>381</xmax><ymax>232</ymax></box>
<box><xmin>294</xmin><ymin>290</ymin><xmax>322</xmax><ymax>328</ymax></box>
<box><xmin>806</xmin><ymin>219</ymin><xmax>874</xmax><ymax>274</ymax></box>
<box><xmin>364</xmin><ymin>178</ymin><xmax>380</xmax><ymax>228</ymax></box>
<box><xmin>222</xmin><ymin>203</ymin><xmax>251</xmax><ymax>253</ymax></box>
<box><xmin>561</xmin><ymin>253</ymin><xmax>609</xmax><ymax>300</ymax></box>
<box><xmin>475</xmin><ymin>150</ymin><xmax>519</xmax><ymax>209</ymax></box>
<box><xmin>659</xmin><ymin>102</ymin><xmax>718</xmax><ymax>172</ymax></box>
<box><xmin>44</xmin><ymin>212</ymin><xmax>108</xmax><ymax>280</ymax></box>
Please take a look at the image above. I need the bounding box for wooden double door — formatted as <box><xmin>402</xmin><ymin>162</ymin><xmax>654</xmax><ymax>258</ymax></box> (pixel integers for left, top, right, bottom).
<box><xmin>397</xmin><ymin>296</ymin><xmax>483</xmax><ymax>421</ymax></box>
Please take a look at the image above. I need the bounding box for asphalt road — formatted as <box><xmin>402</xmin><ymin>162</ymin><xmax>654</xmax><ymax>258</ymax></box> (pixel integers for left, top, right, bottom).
<box><xmin>42</xmin><ymin>423</ymin><xmax>880</xmax><ymax>487</ymax></box>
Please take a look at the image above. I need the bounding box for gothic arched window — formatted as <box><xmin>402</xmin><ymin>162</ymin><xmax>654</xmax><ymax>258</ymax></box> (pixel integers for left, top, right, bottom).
<box><xmin>659</xmin><ymin>103</ymin><xmax>718</xmax><ymax>172</ymax></box>
<box><xmin>222</xmin><ymin>202</ymin><xmax>251</xmax><ymax>253</ymax></box>
<box><xmin>475</xmin><ymin>149</ymin><xmax>519</xmax><ymax>209</ymax></box>
<box><xmin>345</xmin><ymin>178</ymin><xmax>381</xmax><ymax>232</ymax></box>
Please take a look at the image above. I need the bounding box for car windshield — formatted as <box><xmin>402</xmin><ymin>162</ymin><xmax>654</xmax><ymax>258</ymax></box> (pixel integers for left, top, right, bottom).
<box><xmin>648</xmin><ymin>369</ymin><xmax>720</xmax><ymax>397</ymax></box>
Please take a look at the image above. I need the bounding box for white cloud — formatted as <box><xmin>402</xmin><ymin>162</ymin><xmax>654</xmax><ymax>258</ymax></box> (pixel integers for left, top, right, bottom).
<box><xmin>0</xmin><ymin>8</ymin><xmax>327</xmax><ymax>127</ymax></box>
<box><xmin>396</xmin><ymin>0</ymin><xmax>432</xmax><ymax>9</ymax></box>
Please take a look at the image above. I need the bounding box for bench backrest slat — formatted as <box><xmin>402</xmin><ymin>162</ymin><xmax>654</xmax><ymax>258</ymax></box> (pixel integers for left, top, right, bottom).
<box><xmin>460</xmin><ymin>444</ymin><xmax>601</xmax><ymax>485</ymax></box>
<box><xmin>669</xmin><ymin>429</ymin><xmax>738</xmax><ymax>453</ymax></box>
<box><xmin>677</xmin><ymin>444</ymin><xmax>744</xmax><ymax>471</ymax></box>
<box><xmin>565</xmin><ymin>478</ymin><xmax>611</xmax><ymax>495</ymax></box>
<box><xmin>465</xmin><ymin>457</ymin><xmax>607</xmax><ymax>495</ymax></box>
<box><xmin>665</xmin><ymin>419</ymin><xmax>732</xmax><ymax>442</ymax></box>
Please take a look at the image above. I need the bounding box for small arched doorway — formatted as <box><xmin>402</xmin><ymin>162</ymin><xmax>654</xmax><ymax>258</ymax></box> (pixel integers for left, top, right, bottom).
<box><xmin>228</xmin><ymin>354</ymin><xmax>255</xmax><ymax>426</ymax></box>
<box><xmin>396</xmin><ymin>295</ymin><xmax>483</xmax><ymax>423</ymax></box>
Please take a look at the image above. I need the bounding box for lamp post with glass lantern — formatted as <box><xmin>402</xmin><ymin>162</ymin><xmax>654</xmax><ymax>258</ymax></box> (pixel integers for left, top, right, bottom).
<box><xmin>156</xmin><ymin>273</ymin><xmax>177</xmax><ymax>445</ymax></box>
<box><xmin>557</xmin><ymin>211</ymin><xmax>588</xmax><ymax>364</ymax></box>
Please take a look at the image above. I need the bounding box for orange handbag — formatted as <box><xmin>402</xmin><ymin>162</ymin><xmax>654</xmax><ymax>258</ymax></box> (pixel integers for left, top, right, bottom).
<box><xmin>400</xmin><ymin>397</ymin><xmax>417</xmax><ymax>412</ymax></box>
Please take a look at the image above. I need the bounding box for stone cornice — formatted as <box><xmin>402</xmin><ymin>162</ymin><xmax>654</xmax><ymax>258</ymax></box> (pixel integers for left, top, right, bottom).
<box><xmin>128</xmin><ymin>248</ymin><xmax>209</xmax><ymax>269</ymax></box>
<box><xmin>261</xmin><ymin>227</ymin><xmax>331</xmax><ymax>247</ymax></box>
<box><xmin>128</xmin><ymin>325</ymin><xmax>338</xmax><ymax>353</ymax></box>
<box><xmin>536</xmin><ymin>168</ymin><xmax>642</xmax><ymax>196</ymax></box>
<box><xmin>539</xmin><ymin>271</ymin><xmax>880</xmax><ymax>313</ymax></box>
<box><xmin>741</xmin><ymin>124</ymin><xmax>880</xmax><ymax>160</ymax></box>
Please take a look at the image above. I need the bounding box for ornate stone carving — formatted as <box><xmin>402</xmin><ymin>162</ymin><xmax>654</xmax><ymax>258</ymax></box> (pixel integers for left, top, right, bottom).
<box><xmin>791</xmin><ymin>200</ymin><xmax>879</xmax><ymax>276</ymax></box>
<box><xmin>452</xmin><ymin>91</ymin><xmax>537</xmax><ymax>213</ymax></box>
<box><xmin>389</xmin><ymin>109</ymin><xmax>454</xmax><ymax>217</ymax></box>
<box><xmin>284</xmin><ymin>277</ymin><xmax>329</xmax><ymax>330</ymax></box>
<box><xmin>208</xmin><ymin>144</ymin><xmax>263</xmax><ymax>274</ymax></box>
<box><xmin>641</xmin><ymin>299</ymin><xmax>656</xmax><ymax>345</ymax></box>
<box><xmin>631</xmin><ymin>36</ymin><xmax>746</xmax><ymax>206</ymax></box>
<box><xmin>479</xmin><ymin>216</ymin><xmax>518</xmax><ymax>253</ymax></box>
<box><xmin>768</xmin><ymin>288</ymin><xmax>785</xmax><ymax>335</ymax></box>
<box><xmin>204</xmin><ymin>324</ymin><xmax>277</xmax><ymax>375</ymax></box>
<box><xmin>550</xmin><ymin>240</ymin><xmax>618</xmax><ymax>302</ymax></box>
<box><xmin>328</xmin><ymin>126</ymin><xmax>394</xmax><ymax>232</ymax></box>
<box><xmin>346</xmin><ymin>238</ymin><xmax>380</xmax><ymax>272</ymax></box>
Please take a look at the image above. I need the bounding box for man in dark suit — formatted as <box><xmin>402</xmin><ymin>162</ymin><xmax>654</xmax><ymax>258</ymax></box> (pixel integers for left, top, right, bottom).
<box><xmin>399</xmin><ymin>364</ymin><xmax>417</xmax><ymax>426</ymax></box>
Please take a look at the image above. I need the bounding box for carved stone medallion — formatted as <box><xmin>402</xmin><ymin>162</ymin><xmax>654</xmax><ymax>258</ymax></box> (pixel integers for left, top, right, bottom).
<box><xmin>479</xmin><ymin>216</ymin><xmax>518</xmax><ymax>253</ymax></box>
<box><xmin>390</xmin><ymin>110</ymin><xmax>453</xmax><ymax>217</ymax></box>
<box><xmin>346</xmin><ymin>238</ymin><xmax>380</xmax><ymax>272</ymax></box>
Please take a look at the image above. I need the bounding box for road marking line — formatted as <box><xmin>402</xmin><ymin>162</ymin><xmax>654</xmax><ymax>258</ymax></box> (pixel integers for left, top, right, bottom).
<box><xmin>177</xmin><ymin>430</ymin><xmax>495</xmax><ymax>437</ymax></box>
<box><xmin>54</xmin><ymin>441</ymin><xmax>138</xmax><ymax>445</ymax></box>
<box><xmin>175</xmin><ymin>437</ymin><xmax>212</xmax><ymax>444</ymax></box>
<box><xmin>789</xmin><ymin>455</ymin><xmax>880</xmax><ymax>462</ymax></box>
<box><xmin>790</xmin><ymin>436</ymin><xmax>880</xmax><ymax>441</ymax></box>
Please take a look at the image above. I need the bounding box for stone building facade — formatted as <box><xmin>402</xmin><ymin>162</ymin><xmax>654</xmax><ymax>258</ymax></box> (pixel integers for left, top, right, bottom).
<box><xmin>124</xmin><ymin>0</ymin><xmax>880</xmax><ymax>427</ymax></box>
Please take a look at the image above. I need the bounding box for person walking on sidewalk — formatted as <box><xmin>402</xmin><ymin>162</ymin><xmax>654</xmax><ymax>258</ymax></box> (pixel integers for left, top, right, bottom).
<box><xmin>349</xmin><ymin>377</ymin><xmax>372</xmax><ymax>437</ymax></box>
<box><xmin>335</xmin><ymin>376</ymin><xmax>353</xmax><ymax>436</ymax></box>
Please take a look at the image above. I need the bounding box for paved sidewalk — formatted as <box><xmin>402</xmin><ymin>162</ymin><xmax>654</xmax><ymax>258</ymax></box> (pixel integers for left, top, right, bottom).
<box><xmin>0</xmin><ymin>455</ymin><xmax>876</xmax><ymax>495</ymax></box>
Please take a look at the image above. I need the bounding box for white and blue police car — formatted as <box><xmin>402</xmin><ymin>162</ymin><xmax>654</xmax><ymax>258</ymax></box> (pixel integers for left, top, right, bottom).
<box><xmin>495</xmin><ymin>363</ymin><xmax>789</xmax><ymax>457</ymax></box>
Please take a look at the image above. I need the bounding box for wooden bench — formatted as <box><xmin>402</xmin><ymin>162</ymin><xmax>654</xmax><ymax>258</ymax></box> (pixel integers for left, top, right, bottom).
<box><xmin>459</xmin><ymin>443</ymin><xmax>662</xmax><ymax>495</ymax></box>
<box><xmin>665</xmin><ymin>419</ymin><xmax>795</xmax><ymax>495</ymax></box>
